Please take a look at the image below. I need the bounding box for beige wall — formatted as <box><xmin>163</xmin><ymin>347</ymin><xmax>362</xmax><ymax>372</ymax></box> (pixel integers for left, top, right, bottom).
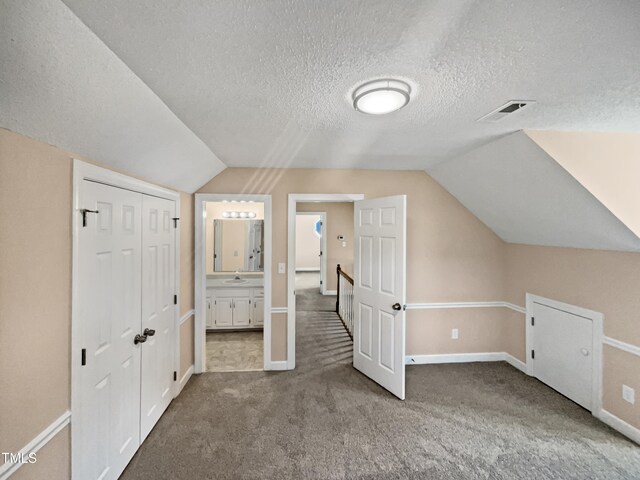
<box><xmin>297</xmin><ymin>202</ymin><xmax>354</xmax><ymax>291</ymax></box>
<box><xmin>179</xmin><ymin>192</ymin><xmax>195</xmax><ymax>377</ymax></box>
<box><xmin>0</xmin><ymin>129</ymin><xmax>72</xmax><ymax>473</ymax></box>
<box><xmin>295</xmin><ymin>214</ymin><xmax>321</xmax><ymax>270</ymax></box>
<box><xmin>181</xmin><ymin>192</ymin><xmax>195</xmax><ymax>314</ymax></box>
<box><xmin>197</xmin><ymin>168</ymin><xmax>506</xmax><ymax>360</ymax></box>
<box><xmin>603</xmin><ymin>345</ymin><xmax>640</xmax><ymax>431</ymax></box>
<box><xmin>205</xmin><ymin>201</ymin><xmax>264</xmax><ymax>274</ymax></box>
<box><xmin>526</xmin><ymin>130</ymin><xmax>640</xmax><ymax>238</ymax></box>
<box><xmin>0</xmin><ymin>128</ymin><xmax>195</xmax><ymax>478</ymax></box>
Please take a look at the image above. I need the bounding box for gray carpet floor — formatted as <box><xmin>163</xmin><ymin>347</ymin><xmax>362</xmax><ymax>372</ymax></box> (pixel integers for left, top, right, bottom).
<box><xmin>121</xmin><ymin>273</ymin><xmax>640</xmax><ymax>479</ymax></box>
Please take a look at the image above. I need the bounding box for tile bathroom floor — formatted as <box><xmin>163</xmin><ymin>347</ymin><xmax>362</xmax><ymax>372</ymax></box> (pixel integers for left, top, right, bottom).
<box><xmin>205</xmin><ymin>330</ymin><xmax>263</xmax><ymax>372</ymax></box>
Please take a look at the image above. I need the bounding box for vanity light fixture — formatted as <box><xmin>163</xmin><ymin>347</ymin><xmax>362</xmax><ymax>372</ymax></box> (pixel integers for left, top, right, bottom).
<box><xmin>222</xmin><ymin>211</ymin><xmax>257</xmax><ymax>219</ymax></box>
<box><xmin>352</xmin><ymin>78</ymin><xmax>411</xmax><ymax>115</ymax></box>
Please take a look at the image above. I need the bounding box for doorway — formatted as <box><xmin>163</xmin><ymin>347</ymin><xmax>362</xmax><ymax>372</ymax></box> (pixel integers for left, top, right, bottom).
<box><xmin>295</xmin><ymin>212</ymin><xmax>326</xmax><ymax>295</ymax></box>
<box><xmin>287</xmin><ymin>194</ymin><xmax>363</xmax><ymax>369</ymax></box>
<box><xmin>203</xmin><ymin>200</ymin><xmax>265</xmax><ymax>372</ymax></box>
<box><xmin>195</xmin><ymin>194</ymin><xmax>272</xmax><ymax>372</ymax></box>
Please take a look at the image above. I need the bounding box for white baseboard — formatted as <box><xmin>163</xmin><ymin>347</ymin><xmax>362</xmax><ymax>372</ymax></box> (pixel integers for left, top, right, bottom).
<box><xmin>406</xmin><ymin>352</ymin><xmax>505</xmax><ymax>365</ymax></box>
<box><xmin>324</xmin><ymin>290</ymin><xmax>337</xmax><ymax>295</ymax></box>
<box><xmin>597</xmin><ymin>409</ymin><xmax>640</xmax><ymax>445</ymax></box>
<box><xmin>295</xmin><ymin>268</ymin><xmax>320</xmax><ymax>272</ymax></box>
<box><xmin>504</xmin><ymin>353</ymin><xmax>527</xmax><ymax>373</ymax></box>
<box><xmin>405</xmin><ymin>352</ymin><xmax>527</xmax><ymax>373</ymax></box>
<box><xmin>178</xmin><ymin>365</ymin><xmax>194</xmax><ymax>394</ymax></box>
<box><xmin>0</xmin><ymin>410</ymin><xmax>71</xmax><ymax>479</ymax></box>
<box><xmin>266</xmin><ymin>361</ymin><xmax>289</xmax><ymax>371</ymax></box>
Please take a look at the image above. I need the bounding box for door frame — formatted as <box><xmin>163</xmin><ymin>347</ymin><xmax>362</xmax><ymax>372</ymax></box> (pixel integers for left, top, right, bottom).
<box><xmin>295</xmin><ymin>211</ymin><xmax>327</xmax><ymax>294</ymax></box>
<box><xmin>194</xmin><ymin>194</ymin><xmax>272</xmax><ymax>372</ymax></box>
<box><xmin>287</xmin><ymin>194</ymin><xmax>364</xmax><ymax>370</ymax></box>
<box><xmin>525</xmin><ymin>293</ymin><xmax>603</xmax><ymax>413</ymax></box>
<box><xmin>71</xmin><ymin>160</ymin><xmax>181</xmax><ymax>477</ymax></box>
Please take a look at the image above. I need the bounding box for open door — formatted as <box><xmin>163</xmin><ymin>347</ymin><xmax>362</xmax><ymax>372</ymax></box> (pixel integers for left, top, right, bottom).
<box><xmin>353</xmin><ymin>195</ymin><xmax>407</xmax><ymax>399</ymax></box>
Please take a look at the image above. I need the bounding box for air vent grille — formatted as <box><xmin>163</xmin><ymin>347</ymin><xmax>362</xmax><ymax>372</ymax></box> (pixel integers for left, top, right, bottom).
<box><xmin>477</xmin><ymin>100</ymin><xmax>535</xmax><ymax>122</ymax></box>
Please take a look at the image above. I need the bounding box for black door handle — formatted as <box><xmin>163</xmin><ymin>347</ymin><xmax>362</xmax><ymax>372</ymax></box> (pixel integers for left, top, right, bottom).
<box><xmin>134</xmin><ymin>334</ymin><xmax>147</xmax><ymax>345</ymax></box>
<box><xmin>392</xmin><ymin>303</ymin><xmax>402</xmax><ymax>311</ymax></box>
<box><xmin>143</xmin><ymin>328</ymin><xmax>156</xmax><ymax>337</ymax></box>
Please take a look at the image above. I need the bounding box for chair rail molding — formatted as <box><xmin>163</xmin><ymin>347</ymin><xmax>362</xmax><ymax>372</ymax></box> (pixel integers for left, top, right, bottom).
<box><xmin>405</xmin><ymin>301</ymin><xmax>526</xmax><ymax>314</ymax></box>
<box><xmin>0</xmin><ymin>410</ymin><xmax>71</xmax><ymax>479</ymax></box>
<box><xmin>603</xmin><ymin>336</ymin><xmax>640</xmax><ymax>357</ymax></box>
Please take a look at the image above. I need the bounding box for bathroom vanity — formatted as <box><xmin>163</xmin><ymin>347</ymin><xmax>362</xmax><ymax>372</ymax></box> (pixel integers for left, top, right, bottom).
<box><xmin>206</xmin><ymin>275</ymin><xmax>264</xmax><ymax>330</ymax></box>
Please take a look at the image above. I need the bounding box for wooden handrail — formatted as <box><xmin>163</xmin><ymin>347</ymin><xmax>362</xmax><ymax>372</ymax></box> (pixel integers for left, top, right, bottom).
<box><xmin>337</xmin><ymin>264</ymin><xmax>354</xmax><ymax>285</ymax></box>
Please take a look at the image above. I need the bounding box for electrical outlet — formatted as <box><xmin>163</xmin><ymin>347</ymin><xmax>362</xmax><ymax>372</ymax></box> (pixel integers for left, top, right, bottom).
<box><xmin>451</xmin><ymin>328</ymin><xmax>459</xmax><ymax>340</ymax></box>
<box><xmin>278</xmin><ymin>262</ymin><xmax>286</xmax><ymax>274</ymax></box>
<box><xmin>622</xmin><ymin>385</ymin><xmax>635</xmax><ymax>404</ymax></box>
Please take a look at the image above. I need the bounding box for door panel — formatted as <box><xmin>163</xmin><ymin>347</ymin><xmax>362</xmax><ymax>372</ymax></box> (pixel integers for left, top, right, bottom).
<box><xmin>353</xmin><ymin>195</ymin><xmax>406</xmax><ymax>399</ymax></box>
<box><xmin>215</xmin><ymin>297</ymin><xmax>233</xmax><ymax>326</ymax></box>
<box><xmin>140</xmin><ymin>195</ymin><xmax>175</xmax><ymax>441</ymax></box>
<box><xmin>75</xmin><ymin>181</ymin><xmax>142</xmax><ymax>480</ymax></box>
<box><xmin>532</xmin><ymin>302</ymin><xmax>593</xmax><ymax>410</ymax></box>
<box><xmin>233</xmin><ymin>297</ymin><xmax>251</xmax><ymax>326</ymax></box>
<box><xmin>253</xmin><ymin>297</ymin><xmax>265</xmax><ymax>326</ymax></box>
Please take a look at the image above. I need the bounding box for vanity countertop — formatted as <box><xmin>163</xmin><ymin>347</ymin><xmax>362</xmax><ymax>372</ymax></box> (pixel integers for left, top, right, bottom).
<box><xmin>206</xmin><ymin>276</ymin><xmax>264</xmax><ymax>288</ymax></box>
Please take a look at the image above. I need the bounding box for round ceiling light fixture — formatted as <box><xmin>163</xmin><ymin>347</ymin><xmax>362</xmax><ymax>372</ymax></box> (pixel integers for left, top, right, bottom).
<box><xmin>352</xmin><ymin>79</ymin><xmax>411</xmax><ymax>115</ymax></box>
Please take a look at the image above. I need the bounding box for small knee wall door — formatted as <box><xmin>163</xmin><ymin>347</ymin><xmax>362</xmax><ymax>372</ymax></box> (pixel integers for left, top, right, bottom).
<box><xmin>74</xmin><ymin>180</ymin><xmax>176</xmax><ymax>480</ymax></box>
<box><xmin>527</xmin><ymin>295</ymin><xmax>603</xmax><ymax>412</ymax></box>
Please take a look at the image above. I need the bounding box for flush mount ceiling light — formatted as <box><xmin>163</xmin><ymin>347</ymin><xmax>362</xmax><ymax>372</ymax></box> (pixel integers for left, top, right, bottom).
<box><xmin>352</xmin><ymin>79</ymin><xmax>411</xmax><ymax>115</ymax></box>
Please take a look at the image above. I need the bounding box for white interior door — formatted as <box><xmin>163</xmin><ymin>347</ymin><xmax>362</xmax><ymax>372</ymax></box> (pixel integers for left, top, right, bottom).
<box><xmin>75</xmin><ymin>181</ymin><xmax>142</xmax><ymax>480</ymax></box>
<box><xmin>353</xmin><ymin>195</ymin><xmax>407</xmax><ymax>399</ymax></box>
<box><xmin>532</xmin><ymin>302</ymin><xmax>594</xmax><ymax>410</ymax></box>
<box><xmin>140</xmin><ymin>195</ymin><xmax>176</xmax><ymax>441</ymax></box>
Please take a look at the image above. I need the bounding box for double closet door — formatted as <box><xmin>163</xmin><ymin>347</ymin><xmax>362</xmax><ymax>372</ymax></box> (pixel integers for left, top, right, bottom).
<box><xmin>74</xmin><ymin>180</ymin><xmax>176</xmax><ymax>480</ymax></box>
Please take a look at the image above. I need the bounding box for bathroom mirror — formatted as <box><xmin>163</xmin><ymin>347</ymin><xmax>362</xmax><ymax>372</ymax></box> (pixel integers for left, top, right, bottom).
<box><xmin>213</xmin><ymin>219</ymin><xmax>264</xmax><ymax>272</ymax></box>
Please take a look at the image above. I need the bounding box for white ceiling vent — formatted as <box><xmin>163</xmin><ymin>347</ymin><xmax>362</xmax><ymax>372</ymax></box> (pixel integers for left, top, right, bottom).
<box><xmin>477</xmin><ymin>100</ymin><xmax>535</xmax><ymax>123</ymax></box>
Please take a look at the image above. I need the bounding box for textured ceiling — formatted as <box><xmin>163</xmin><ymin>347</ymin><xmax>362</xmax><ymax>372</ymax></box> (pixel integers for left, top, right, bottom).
<box><xmin>428</xmin><ymin>132</ymin><xmax>640</xmax><ymax>252</ymax></box>
<box><xmin>61</xmin><ymin>0</ymin><xmax>640</xmax><ymax>169</ymax></box>
<box><xmin>0</xmin><ymin>0</ymin><xmax>225</xmax><ymax>193</ymax></box>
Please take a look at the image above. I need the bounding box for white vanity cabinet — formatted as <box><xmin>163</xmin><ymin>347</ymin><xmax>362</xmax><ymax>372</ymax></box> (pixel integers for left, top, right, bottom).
<box><xmin>206</xmin><ymin>287</ymin><xmax>264</xmax><ymax>330</ymax></box>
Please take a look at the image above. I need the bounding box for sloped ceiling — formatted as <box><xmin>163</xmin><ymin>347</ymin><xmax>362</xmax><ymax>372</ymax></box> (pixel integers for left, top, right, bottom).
<box><xmin>0</xmin><ymin>0</ymin><xmax>225</xmax><ymax>193</ymax></box>
<box><xmin>427</xmin><ymin>132</ymin><xmax>640</xmax><ymax>252</ymax></box>
<box><xmin>61</xmin><ymin>0</ymin><xmax>640</xmax><ymax>169</ymax></box>
<box><xmin>526</xmin><ymin>130</ymin><xmax>640</xmax><ymax>239</ymax></box>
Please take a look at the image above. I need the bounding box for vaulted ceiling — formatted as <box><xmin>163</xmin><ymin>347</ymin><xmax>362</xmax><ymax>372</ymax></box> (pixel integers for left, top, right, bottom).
<box><xmin>60</xmin><ymin>0</ymin><xmax>640</xmax><ymax>170</ymax></box>
<box><xmin>428</xmin><ymin>132</ymin><xmax>640</xmax><ymax>252</ymax></box>
<box><xmin>2</xmin><ymin>1</ymin><xmax>639</xmax><ymax>249</ymax></box>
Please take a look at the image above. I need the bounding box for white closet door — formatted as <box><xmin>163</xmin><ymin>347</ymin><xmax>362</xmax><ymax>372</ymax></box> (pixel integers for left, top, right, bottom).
<box><xmin>140</xmin><ymin>195</ymin><xmax>176</xmax><ymax>441</ymax></box>
<box><xmin>74</xmin><ymin>181</ymin><xmax>142</xmax><ymax>480</ymax></box>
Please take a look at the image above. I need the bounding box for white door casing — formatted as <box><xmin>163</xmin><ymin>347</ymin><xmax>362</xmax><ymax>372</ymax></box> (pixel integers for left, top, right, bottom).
<box><xmin>140</xmin><ymin>195</ymin><xmax>176</xmax><ymax>441</ymax></box>
<box><xmin>353</xmin><ymin>195</ymin><xmax>407</xmax><ymax>400</ymax></box>
<box><xmin>75</xmin><ymin>181</ymin><xmax>142</xmax><ymax>480</ymax></box>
